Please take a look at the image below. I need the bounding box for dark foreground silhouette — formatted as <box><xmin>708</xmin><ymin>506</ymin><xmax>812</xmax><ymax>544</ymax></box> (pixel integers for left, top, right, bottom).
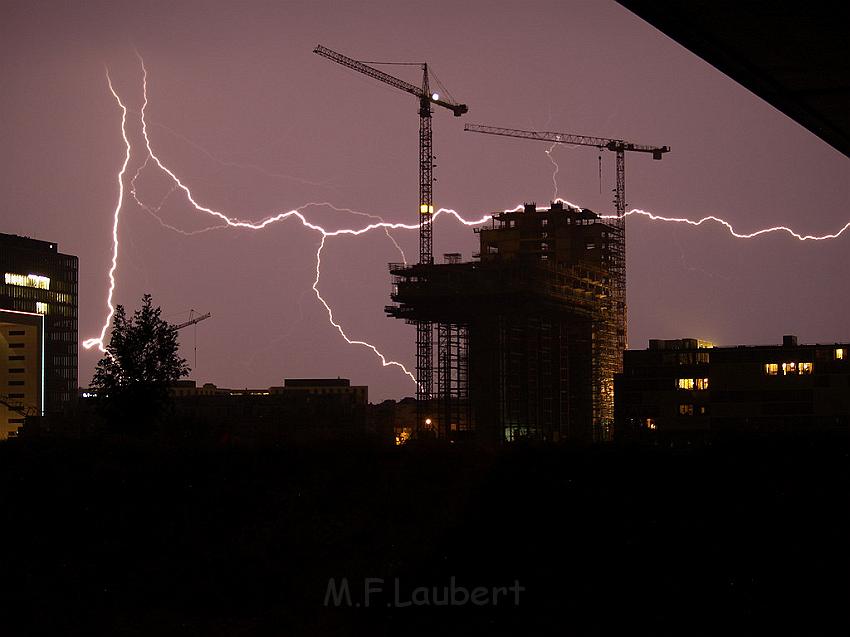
<box><xmin>0</xmin><ymin>432</ymin><xmax>846</xmax><ymax>636</ymax></box>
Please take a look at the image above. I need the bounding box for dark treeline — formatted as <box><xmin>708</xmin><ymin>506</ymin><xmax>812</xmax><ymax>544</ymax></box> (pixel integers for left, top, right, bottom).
<box><xmin>0</xmin><ymin>432</ymin><xmax>847</xmax><ymax>635</ymax></box>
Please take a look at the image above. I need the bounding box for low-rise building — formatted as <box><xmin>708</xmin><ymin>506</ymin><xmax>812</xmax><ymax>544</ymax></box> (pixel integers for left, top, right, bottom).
<box><xmin>615</xmin><ymin>335</ymin><xmax>850</xmax><ymax>440</ymax></box>
<box><xmin>162</xmin><ymin>378</ymin><xmax>368</xmax><ymax>441</ymax></box>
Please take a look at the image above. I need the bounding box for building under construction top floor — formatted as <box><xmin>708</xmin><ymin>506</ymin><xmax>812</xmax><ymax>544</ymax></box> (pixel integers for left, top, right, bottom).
<box><xmin>386</xmin><ymin>201</ymin><xmax>623</xmax><ymax>443</ymax></box>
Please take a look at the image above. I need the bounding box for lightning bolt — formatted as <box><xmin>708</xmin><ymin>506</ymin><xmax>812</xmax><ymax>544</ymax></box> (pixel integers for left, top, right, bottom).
<box><xmin>82</xmin><ymin>71</ymin><xmax>131</xmax><ymax>352</ymax></box>
<box><xmin>85</xmin><ymin>55</ymin><xmax>486</xmax><ymax>384</ymax></box>
<box><xmin>140</xmin><ymin>114</ymin><xmax>337</xmax><ymax>188</ymax></box>
<box><xmin>545</xmin><ymin>142</ymin><xmax>560</xmax><ymax>201</ymax></box>
<box><xmin>85</xmin><ymin>56</ymin><xmax>849</xmax><ymax>389</ymax></box>
<box><xmin>607</xmin><ymin>209</ymin><xmax>850</xmax><ymax>241</ymax></box>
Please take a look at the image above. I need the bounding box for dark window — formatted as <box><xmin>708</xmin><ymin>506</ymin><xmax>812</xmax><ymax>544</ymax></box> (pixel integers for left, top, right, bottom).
<box><xmin>8</xmin><ymin>380</ymin><xmax>25</xmax><ymax>386</ymax></box>
<box><xmin>8</xmin><ymin>343</ymin><xmax>24</xmax><ymax>349</ymax></box>
<box><xmin>8</xmin><ymin>356</ymin><xmax>24</xmax><ymax>361</ymax></box>
<box><xmin>8</xmin><ymin>330</ymin><xmax>25</xmax><ymax>336</ymax></box>
<box><xmin>8</xmin><ymin>368</ymin><xmax>25</xmax><ymax>373</ymax></box>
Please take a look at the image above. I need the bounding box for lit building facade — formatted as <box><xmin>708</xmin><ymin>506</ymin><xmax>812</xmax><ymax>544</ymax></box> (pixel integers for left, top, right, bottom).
<box><xmin>0</xmin><ymin>310</ymin><xmax>44</xmax><ymax>438</ymax></box>
<box><xmin>615</xmin><ymin>335</ymin><xmax>850</xmax><ymax>440</ymax></box>
<box><xmin>0</xmin><ymin>233</ymin><xmax>78</xmax><ymax>437</ymax></box>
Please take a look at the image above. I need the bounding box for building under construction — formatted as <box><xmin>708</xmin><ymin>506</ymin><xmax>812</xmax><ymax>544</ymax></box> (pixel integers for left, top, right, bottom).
<box><xmin>386</xmin><ymin>201</ymin><xmax>623</xmax><ymax>443</ymax></box>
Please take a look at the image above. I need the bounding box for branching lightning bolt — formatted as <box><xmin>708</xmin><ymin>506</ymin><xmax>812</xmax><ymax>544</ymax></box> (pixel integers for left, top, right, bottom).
<box><xmin>85</xmin><ymin>56</ymin><xmax>849</xmax><ymax>387</ymax></box>
<box><xmin>85</xmin><ymin>56</ymin><xmax>440</xmax><ymax>382</ymax></box>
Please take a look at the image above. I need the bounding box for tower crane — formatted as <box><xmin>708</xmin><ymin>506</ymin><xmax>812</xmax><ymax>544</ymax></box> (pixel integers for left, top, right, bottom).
<box><xmin>174</xmin><ymin>311</ymin><xmax>211</xmax><ymax>330</ymax></box>
<box><xmin>314</xmin><ymin>44</ymin><xmax>468</xmax><ymax>416</ymax></box>
<box><xmin>463</xmin><ymin>123</ymin><xmax>669</xmax><ymax>352</ymax></box>
<box><xmin>174</xmin><ymin>310</ymin><xmax>211</xmax><ymax>369</ymax></box>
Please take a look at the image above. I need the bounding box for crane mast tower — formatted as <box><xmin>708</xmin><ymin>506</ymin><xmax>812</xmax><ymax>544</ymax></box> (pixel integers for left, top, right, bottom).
<box><xmin>314</xmin><ymin>45</ymin><xmax>468</xmax><ymax>430</ymax></box>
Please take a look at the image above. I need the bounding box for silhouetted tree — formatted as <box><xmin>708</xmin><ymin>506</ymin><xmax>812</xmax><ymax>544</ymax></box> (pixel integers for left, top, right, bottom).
<box><xmin>91</xmin><ymin>294</ymin><xmax>190</xmax><ymax>432</ymax></box>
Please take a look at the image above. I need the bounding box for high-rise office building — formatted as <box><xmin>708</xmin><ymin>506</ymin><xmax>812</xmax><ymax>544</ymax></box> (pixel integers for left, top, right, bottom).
<box><xmin>0</xmin><ymin>233</ymin><xmax>78</xmax><ymax>438</ymax></box>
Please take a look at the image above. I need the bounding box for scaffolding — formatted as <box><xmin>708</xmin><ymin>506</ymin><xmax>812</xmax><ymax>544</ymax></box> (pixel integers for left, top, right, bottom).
<box><xmin>387</xmin><ymin>202</ymin><xmax>623</xmax><ymax>442</ymax></box>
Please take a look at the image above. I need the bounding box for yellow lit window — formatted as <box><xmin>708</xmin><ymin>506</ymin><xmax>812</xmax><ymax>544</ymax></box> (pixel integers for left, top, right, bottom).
<box><xmin>36</xmin><ymin>302</ymin><xmax>48</xmax><ymax>314</ymax></box>
<box><xmin>764</xmin><ymin>363</ymin><xmax>779</xmax><ymax>375</ymax></box>
<box><xmin>781</xmin><ymin>362</ymin><xmax>796</xmax><ymax>375</ymax></box>
<box><xmin>799</xmin><ymin>362</ymin><xmax>813</xmax><ymax>374</ymax></box>
<box><xmin>644</xmin><ymin>418</ymin><xmax>656</xmax><ymax>430</ymax></box>
<box><xmin>695</xmin><ymin>378</ymin><xmax>709</xmax><ymax>390</ymax></box>
<box><xmin>5</xmin><ymin>273</ymin><xmax>50</xmax><ymax>290</ymax></box>
<box><xmin>677</xmin><ymin>378</ymin><xmax>695</xmax><ymax>390</ymax></box>
<box><xmin>836</xmin><ymin>348</ymin><xmax>846</xmax><ymax>361</ymax></box>
<box><xmin>679</xmin><ymin>404</ymin><xmax>694</xmax><ymax>416</ymax></box>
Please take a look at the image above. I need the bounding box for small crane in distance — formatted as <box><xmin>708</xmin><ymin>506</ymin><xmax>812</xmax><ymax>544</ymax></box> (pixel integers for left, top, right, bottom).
<box><xmin>174</xmin><ymin>309</ymin><xmax>211</xmax><ymax>370</ymax></box>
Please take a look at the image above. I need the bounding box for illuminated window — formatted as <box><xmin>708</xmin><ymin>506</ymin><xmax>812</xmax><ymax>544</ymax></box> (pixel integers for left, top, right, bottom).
<box><xmin>679</xmin><ymin>404</ymin><xmax>694</xmax><ymax>416</ymax></box>
<box><xmin>36</xmin><ymin>302</ymin><xmax>48</xmax><ymax>314</ymax></box>
<box><xmin>4</xmin><ymin>273</ymin><xmax>50</xmax><ymax>290</ymax></box>
<box><xmin>836</xmin><ymin>348</ymin><xmax>846</xmax><ymax>361</ymax></box>
<box><xmin>540</xmin><ymin>242</ymin><xmax>549</xmax><ymax>251</ymax></box>
<box><xmin>696</xmin><ymin>352</ymin><xmax>710</xmax><ymax>364</ymax></box>
<box><xmin>764</xmin><ymin>363</ymin><xmax>779</xmax><ymax>375</ymax></box>
<box><xmin>541</xmin><ymin>219</ymin><xmax>548</xmax><ymax>227</ymax></box>
<box><xmin>781</xmin><ymin>362</ymin><xmax>797</xmax><ymax>375</ymax></box>
<box><xmin>695</xmin><ymin>378</ymin><xmax>709</xmax><ymax>390</ymax></box>
<box><xmin>677</xmin><ymin>378</ymin><xmax>695</xmax><ymax>390</ymax></box>
<box><xmin>799</xmin><ymin>362</ymin><xmax>813</xmax><ymax>374</ymax></box>
<box><xmin>644</xmin><ymin>418</ymin><xmax>656</xmax><ymax>430</ymax></box>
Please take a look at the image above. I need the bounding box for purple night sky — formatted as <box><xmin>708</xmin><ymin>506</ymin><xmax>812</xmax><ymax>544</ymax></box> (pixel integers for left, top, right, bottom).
<box><xmin>2</xmin><ymin>1</ymin><xmax>847</xmax><ymax>400</ymax></box>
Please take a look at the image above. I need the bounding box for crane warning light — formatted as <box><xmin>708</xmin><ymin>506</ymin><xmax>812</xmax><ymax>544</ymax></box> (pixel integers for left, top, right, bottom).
<box><xmin>431</xmin><ymin>93</ymin><xmax>439</xmax><ymax>100</ymax></box>
<box><xmin>420</xmin><ymin>204</ymin><xmax>434</xmax><ymax>214</ymax></box>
